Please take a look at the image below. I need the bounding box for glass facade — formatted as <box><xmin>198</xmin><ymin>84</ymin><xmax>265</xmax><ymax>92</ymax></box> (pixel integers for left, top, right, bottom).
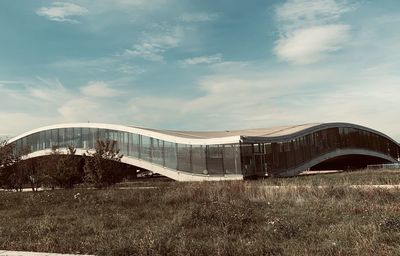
<box><xmin>241</xmin><ymin>126</ymin><xmax>400</xmax><ymax>176</ymax></box>
<box><xmin>12</xmin><ymin>127</ymin><xmax>242</xmax><ymax>176</ymax></box>
<box><xmin>11</xmin><ymin>125</ymin><xmax>400</xmax><ymax>178</ymax></box>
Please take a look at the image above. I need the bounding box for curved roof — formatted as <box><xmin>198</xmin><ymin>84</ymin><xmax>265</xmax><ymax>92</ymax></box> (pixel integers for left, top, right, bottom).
<box><xmin>8</xmin><ymin>122</ymin><xmax>399</xmax><ymax>146</ymax></box>
<box><xmin>138</xmin><ymin>123</ymin><xmax>321</xmax><ymax>139</ymax></box>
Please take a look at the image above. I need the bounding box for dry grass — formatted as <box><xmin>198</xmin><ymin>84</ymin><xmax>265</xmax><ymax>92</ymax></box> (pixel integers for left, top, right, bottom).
<box><xmin>0</xmin><ymin>169</ymin><xmax>399</xmax><ymax>255</ymax></box>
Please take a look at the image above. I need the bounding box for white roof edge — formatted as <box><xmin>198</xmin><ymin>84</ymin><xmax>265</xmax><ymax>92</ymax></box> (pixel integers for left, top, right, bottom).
<box><xmin>8</xmin><ymin>123</ymin><xmax>241</xmax><ymax>146</ymax></box>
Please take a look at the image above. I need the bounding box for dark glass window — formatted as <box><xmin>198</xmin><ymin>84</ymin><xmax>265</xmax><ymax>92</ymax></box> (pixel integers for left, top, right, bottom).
<box><xmin>206</xmin><ymin>145</ymin><xmax>224</xmax><ymax>175</ymax></box>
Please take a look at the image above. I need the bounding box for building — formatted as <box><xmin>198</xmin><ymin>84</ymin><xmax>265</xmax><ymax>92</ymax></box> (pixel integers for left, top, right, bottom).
<box><xmin>8</xmin><ymin>122</ymin><xmax>400</xmax><ymax>181</ymax></box>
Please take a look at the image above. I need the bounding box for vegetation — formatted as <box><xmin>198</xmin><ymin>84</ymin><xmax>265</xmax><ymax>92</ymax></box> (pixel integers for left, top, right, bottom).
<box><xmin>83</xmin><ymin>139</ymin><xmax>126</xmax><ymax>188</ymax></box>
<box><xmin>0</xmin><ymin>139</ymin><xmax>130</xmax><ymax>190</ymax></box>
<box><xmin>0</xmin><ymin>170</ymin><xmax>399</xmax><ymax>256</ymax></box>
<box><xmin>48</xmin><ymin>146</ymin><xmax>85</xmax><ymax>189</ymax></box>
<box><xmin>0</xmin><ymin>140</ymin><xmax>26</xmax><ymax>191</ymax></box>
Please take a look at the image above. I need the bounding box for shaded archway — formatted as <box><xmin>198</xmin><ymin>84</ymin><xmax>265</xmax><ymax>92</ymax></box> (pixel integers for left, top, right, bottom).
<box><xmin>310</xmin><ymin>154</ymin><xmax>392</xmax><ymax>171</ymax></box>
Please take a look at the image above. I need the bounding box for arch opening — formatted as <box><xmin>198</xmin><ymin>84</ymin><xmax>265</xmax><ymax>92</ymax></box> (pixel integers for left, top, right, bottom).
<box><xmin>310</xmin><ymin>154</ymin><xmax>392</xmax><ymax>171</ymax></box>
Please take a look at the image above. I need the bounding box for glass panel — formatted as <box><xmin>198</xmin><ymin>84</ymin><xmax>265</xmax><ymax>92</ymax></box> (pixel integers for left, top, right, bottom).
<box><xmin>98</xmin><ymin>129</ymin><xmax>106</xmax><ymax>141</ymax></box>
<box><xmin>87</xmin><ymin>128</ymin><xmax>95</xmax><ymax>149</ymax></box>
<box><xmin>223</xmin><ymin>144</ymin><xmax>240</xmax><ymax>175</ymax></box>
<box><xmin>206</xmin><ymin>145</ymin><xmax>224</xmax><ymax>175</ymax></box>
<box><xmin>240</xmin><ymin>144</ymin><xmax>253</xmax><ymax>176</ymax></box>
<box><xmin>177</xmin><ymin>144</ymin><xmax>191</xmax><ymax>172</ymax></box>
<box><xmin>140</xmin><ymin>135</ymin><xmax>152</xmax><ymax>161</ymax></box>
<box><xmin>45</xmin><ymin>130</ymin><xmax>51</xmax><ymax>149</ymax></box>
<box><xmin>82</xmin><ymin>128</ymin><xmax>90</xmax><ymax>149</ymax></box>
<box><xmin>129</xmin><ymin>133</ymin><xmax>140</xmax><ymax>158</ymax></box>
<box><xmin>192</xmin><ymin>145</ymin><xmax>206</xmax><ymax>174</ymax></box>
<box><xmin>39</xmin><ymin>131</ymin><xmax>45</xmax><ymax>150</ymax></box>
<box><xmin>74</xmin><ymin>127</ymin><xmax>82</xmax><ymax>148</ymax></box>
<box><xmin>152</xmin><ymin>138</ymin><xmax>164</xmax><ymax>166</ymax></box>
<box><xmin>120</xmin><ymin>132</ymin><xmax>129</xmax><ymax>156</ymax></box>
<box><xmin>59</xmin><ymin>128</ymin><xmax>66</xmax><ymax>148</ymax></box>
<box><xmin>164</xmin><ymin>141</ymin><xmax>177</xmax><ymax>169</ymax></box>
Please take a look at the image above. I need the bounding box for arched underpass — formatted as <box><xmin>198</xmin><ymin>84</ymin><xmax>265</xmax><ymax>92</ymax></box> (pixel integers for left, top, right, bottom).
<box><xmin>310</xmin><ymin>154</ymin><xmax>392</xmax><ymax>171</ymax></box>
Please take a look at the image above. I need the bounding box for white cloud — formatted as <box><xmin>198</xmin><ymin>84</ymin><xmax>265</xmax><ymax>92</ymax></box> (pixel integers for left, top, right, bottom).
<box><xmin>123</xmin><ymin>24</ymin><xmax>184</xmax><ymax>61</ymax></box>
<box><xmin>276</xmin><ymin>0</ymin><xmax>351</xmax><ymax>30</ymax></box>
<box><xmin>0</xmin><ymin>78</ymin><xmax>130</xmax><ymax>135</ymax></box>
<box><xmin>275</xmin><ymin>24</ymin><xmax>350</xmax><ymax>64</ymax></box>
<box><xmin>180</xmin><ymin>13</ymin><xmax>218</xmax><ymax>22</ymax></box>
<box><xmin>57</xmin><ymin>98</ymin><xmax>99</xmax><ymax>122</ymax></box>
<box><xmin>80</xmin><ymin>81</ymin><xmax>120</xmax><ymax>98</ymax></box>
<box><xmin>28</xmin><ymin>77</ymin><xmax>71</xmax><ymax>102</ymax></box>
<box><xmin>274</xmin><ymin>0</ymin><xmax>353</xmax><ymax>64</ymax></box>
<box><xmin>51</xmin><ymin>57</ymin><xmax>146</xmax><ymax>77</ymax></box>
<box><xmin>117</xmin><ymin>64</ymin><xmax>145</xmax><ymax>75</ymax></box>
<box><xmin>0</xmin><ymin>80</ymin><xmax>22</xmax><ymax>85</ymax></box>
<box><xmin>36</xmin><ymin>2</ymin><xmax>88</xmax><ymax>23</ymax></box>
<box><xmin>127</xmin><ymin>63</ymin><xmax>400</xmax><ymax>140</ymax></box>
<box><xmin>182</xmin><ymin>54</ymin><xmax>223</xmax><ymax>65</ymax></box>
<box><xmin>123</xmin><ymin>43</ymin><xmax>165</xmax><ymax>62</ymax></box>
<box><xmin>0</xmin><ymin>112</ymin><xmax>57</xmax><ymax>137</ymax></box>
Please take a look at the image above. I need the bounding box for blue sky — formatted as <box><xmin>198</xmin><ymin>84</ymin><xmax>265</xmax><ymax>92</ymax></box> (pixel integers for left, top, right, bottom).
<box><xmin>0</xmin><ymin>0</ymin><xmax>399</xmax><ymax>140</ymax></box>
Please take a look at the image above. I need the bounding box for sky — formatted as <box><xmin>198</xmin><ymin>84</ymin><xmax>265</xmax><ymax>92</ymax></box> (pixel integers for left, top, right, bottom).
<box><xmin>0</xmin><ymin>0</ymin><xmax>399</xmax><ymax>140</ymax></box>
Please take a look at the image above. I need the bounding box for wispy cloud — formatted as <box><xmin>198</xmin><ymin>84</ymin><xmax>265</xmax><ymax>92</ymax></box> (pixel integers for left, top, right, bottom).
<box><xmin>276</xmin><ymin>0</ymin><xmax>351</xmax><ymax>30</ymax></box>
<box><xmin>51</xmin><ymin>57</ymin><xmax>145</xmax><ymax>77</ymax></box>
<box><xmin>180</xmin><ymin>12</ymin><xmax>218</xmax><ymax>22</ymax></box>
<box><xmin>117</xmin><ymin>64</ymin><xmax>145</xmax><ymax>75</ymax></box>
<box><xmin>274</xmin><ymin>0</ymin><xmax>353</xmax><ymax>64</ymax></box>
<box><xmin>0</xmin><ymin>78</ymin><xmax>129</xmax><ymax>135</ymax></box>
<box><xmin>182</xmin><ymin>54</ymin><xmax>223</xmax><ymax>65</ymax></box>
<box><xmin>0</xmin><ymin>80</ymin><xmax>21</xmax><ymax>88</ymax></box>
<box><xmin>275</xmin><ymin>24</ymin><xmax>350</xmax><ymax>64</ymax></box>
<box><xmin>80</xmin><ymin>81</ymin><xmax>120</xmax><ymax>98</ymax></box>
<box><xmin>127</xmin><ymin>61</ymin><xmax>400</xmax><ymax>139</ymax></box>
<box><xmin>36</xmin><ymin>2</ymin><xmax>88</xmax><ymax>23</ymax></box>
<box><xmin>122</xmin><ymin>24</ymin><xmax>184</xmax><ymax>61</ymax></box>
<box><xmin>28</xmin><ymin>77</ymin><xmax>72</xmax><ymax>104</ymax></box>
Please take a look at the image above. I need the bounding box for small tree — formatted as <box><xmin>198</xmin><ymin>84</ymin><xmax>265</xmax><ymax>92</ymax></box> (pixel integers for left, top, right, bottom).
<box><xmin>55</xmin><ymin>145</ymin><xmax>84</xmax><ymax>188</ymax></box>
<box><xmin>83</xmin><ymin>139</ymin><xmax>124</xmax><ymax>188</ymax></box>
<box><xmin>0</xmin><ymin>140</ymin><xmax>27</xmax><ymax>191</ymax></box>
<box><xmin>37</xmin><ymin>146</ymin><xmax>62</xmax><ymax>189</ymax></box>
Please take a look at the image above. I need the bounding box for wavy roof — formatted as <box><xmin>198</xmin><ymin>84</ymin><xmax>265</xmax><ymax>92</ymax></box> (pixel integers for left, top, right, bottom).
<box><xmin>9</xmin><ymin>122</ymin><xmax>398</xmax><ymax>146</ymax></box>
<box><xmin>136</xmin><ymin>123</ymin><xmax>321</xmax><ymax>139</ymax></box>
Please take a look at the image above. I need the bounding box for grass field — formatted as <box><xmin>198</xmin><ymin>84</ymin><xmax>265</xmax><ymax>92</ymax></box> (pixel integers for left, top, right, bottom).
<box><xmin>0</xmin><ymin>169</ymin><xmax>400</xmax><ymax>256</ymax></box>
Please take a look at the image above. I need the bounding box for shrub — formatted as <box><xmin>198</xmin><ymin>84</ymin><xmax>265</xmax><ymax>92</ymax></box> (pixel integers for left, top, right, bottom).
<box><xmin>83</xmin><ymin>139</ymin><xmax>124</xmax><ymax>188</ymax></box>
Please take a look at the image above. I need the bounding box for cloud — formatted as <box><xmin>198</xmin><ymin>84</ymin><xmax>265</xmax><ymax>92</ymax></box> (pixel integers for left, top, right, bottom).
<box><xmin>36</xmin><ymin>2</ymin><xmax>88</xmax><ymax>23</ymax></box>
<box><xmin>275</xmin><ymin>24</ymin><xmax>350</xmax><ymax>64</ymax></box>
<box><xmin>51</xmin><ymin>58</ymin><xmax>115</xmax><ymax>72</ymax></box>
<box><xmin>0</xmin><ymin>78</ymin><xmax>130</xmax><ymax>135</ymax></box>
<box><xmin>180</xmin><ymin>13</ymin><xmax>218</xmax><ymax>22</ymax></box>
<box><xmin>276</xmin><ymin>0</ymin><xmax>351</xmax><ymax>30</ymax></box>
<box><xmin>0</xmin><ymin>112</ymin><xmax>57</xmax><ymax>137</ymax></box>
<box><xmin>122</xmin><ymin>24</ymin><xmax>184</xmax><ymax>61</ymax></box>
<box><xmin>57</xmin><ymin>98</ymin><xmax>99</xmax><ymax>122</ymax></box>
<box><xmin>274</xmin><ymin>0</ymin><xmax>353</xmax><ymax>64</ymax></box>
<box><xmin>51</xmin><ymin>57</ymin><xmax>146</xmax><ymax>77</ymax></box>
<box><xmin>0</xmin><ymin>80</ymin><xmax>22</xmax><ymax>85</ymax></box>
<box><xmin>28</xmin><ymin>77</ymin><xmax>70</xmax><ymax>102</ymax></box>
<box><xmin>117</xmin><ymin>64</ymin><xmax>146</xmax><ymax>75</ymax></box>
<box><xmin>124</xmin><ymin>56</ymin><xmax>400</xmax><ymax>140</ymax></box>
<box><xmin>182</xmin><ymin>54</ymin><xmax>223</xmax><ymax>65</ymax></box>
<box><xmin>80</xmin><ymin>81</ymin><xmax>120</xmax><ymax>97</ymax></box>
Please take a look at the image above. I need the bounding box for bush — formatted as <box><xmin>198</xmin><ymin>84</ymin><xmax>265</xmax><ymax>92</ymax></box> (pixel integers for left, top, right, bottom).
<box><xmin>83</xmin><ymin>139</ymin><xmax>125</xmax><ymax>188</ymax></box>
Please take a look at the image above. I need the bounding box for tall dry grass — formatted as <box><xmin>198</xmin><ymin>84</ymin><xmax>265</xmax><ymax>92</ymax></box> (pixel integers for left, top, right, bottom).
<box><xmin>0</xmin><ymin>170</ymin><xmax>399</xmax><ymax>255</ymax></box>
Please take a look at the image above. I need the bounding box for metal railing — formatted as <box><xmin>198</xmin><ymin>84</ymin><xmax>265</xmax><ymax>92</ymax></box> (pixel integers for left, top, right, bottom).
<box><xmin>367</xmin><ymin>163</ymin><xmax>400</xmax><ymax>169</ymax></box>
